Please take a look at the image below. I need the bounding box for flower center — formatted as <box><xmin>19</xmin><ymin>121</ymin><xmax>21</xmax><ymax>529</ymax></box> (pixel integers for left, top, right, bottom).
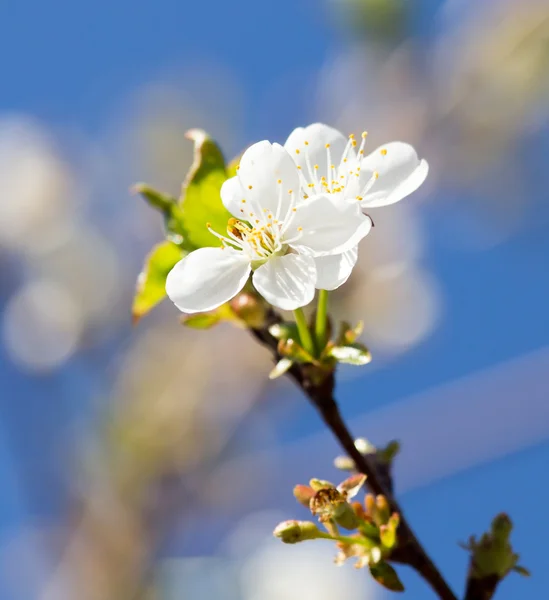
<box><xmin>207</xmin><ymin>215</ymin><xmax>302</xmax><ymax>264</ymax></box>
<box><xmin>227</xmin><ymin>218</ymin><xmax>280</xmax><ymax>257</ymax></box>
<box><xmin>293</xmin><ymin>131</ymin><xmax>386</xmax><ymax>202</ymax></box>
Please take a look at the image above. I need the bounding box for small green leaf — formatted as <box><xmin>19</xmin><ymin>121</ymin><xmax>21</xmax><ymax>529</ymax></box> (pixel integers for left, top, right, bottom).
<box><xmin>369</xmin><ymin>561</ymin><xmax>405</xmax><ymax>592</ymax></box>
<box><xmin>277</xmin><ymin>338</ymin><xmax>314</xmax><ymax>363</ymax></box>
<box><xmin>133</xmin><ymin>183</ymin><xmax>186</xmax><ymax>242</ymax></box>
<box><xmin>378</xmin><ymin>440</ymin><xmax>401</xmax><ymax>464</ymax></box>
<box><xmin>329</xmin><ymin>343</ymin><xmax>372</xmax><ymax>365</ymax></box>
<box><xmin>183</xmin><ymin>313</ymin><xmax>221</xmax><ymax>329</ymax></box>
<box><xmin>336</xmin><ymin>320</ymin><xmax>364</xmax><ymax>345</ymax></box>
<box><xmin>269</xmin><ymin>357</ymin><xmax>293</xmax><ymax>379</ymax></box>
<box><xmin>132</xmin><ymin>241</ymin><xmax>184</xmax><ymax>323</ymax></box>
<box><xmin>513</xmin><ymin>565</ymin><xmax>531</xmax><ymax>577</ymax></box>
<box><xmin>179</xmin><ymin>129</ymin><xmax>232</xmax><ymax>250</ymax></box>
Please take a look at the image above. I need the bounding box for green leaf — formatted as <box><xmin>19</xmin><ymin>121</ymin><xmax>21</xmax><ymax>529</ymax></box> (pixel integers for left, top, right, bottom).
<box><xmin>277</xmin><ymin>338</ymin><xmax>314</xmax><ymax>363</ymax></box>
<box><xmin>183</xmin><ymin>313</ymin><xmax>222</xmax><ymax>329</ymax></box>
<box><xmin>132</xmin><ymin>241</ymin><xmax>184</xmax><ymax>323</ymax></box>
<box><xmin>378</xmin><ymin>440</ymin><xmax>401</xmax><ymax>464</ymax></box>
<box><xmin>179</xmin><ymin>129</ymin><xmax>232</xmax><ymax>250</ymax></box>
<box><xmin>329</xmin><ymin>343</ymin><xmax>372</xmax><ymax>365</ymax></box>
<box><xmin>133</xmin><ymin>183</ymin><xmax>186</xmax><ymax>242</ymax></box>
<box><xmin>336</xmin><ymin>320</ymin><xmax>364</xmax><ymax>345</ymax></box>
<box><xmin>269</xmin><ymin>357</ymin><xmax>293</xmax><ymax>379</ymax></box>
<box><xmin>513</xmin><ymin>565</ymin><xmax>531</xmax><ymax>577</ymax></box>
<box><xmin>369</xmin><ymin>561</ymin><xmax>405</xmax><ymax>592</ymax></box>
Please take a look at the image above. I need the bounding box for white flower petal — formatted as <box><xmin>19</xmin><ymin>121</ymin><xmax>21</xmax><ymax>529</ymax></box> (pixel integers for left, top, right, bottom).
<box><xmin>359</xmin><ymin>142</ymin><xmax>428</xmax><ymax>208</ymax></box>
<box><xmin>166</xmin><ymin>247</ymin><xmax>250</xmax><ymax>314</ymax></box>
<box><xmin>287</xmin><ymin>194</ymin><xmax>372</xmax><ymax>256</ymax></box>
<box><xmin>252</xmin><ymin>254</ymin><xmax>316</xmax><ymax>311</ymax></box>
<box><xmin>284</xmin><ymin>123</ymin><xmax>354</xmax><ymax>182</ymax></box>
<box><xmin>236</xmin><ymin>141</ymin><xmax>300</xmax><ymax>219</ymax></box>
<box><xmin>220</xmin><ymin>175</ymin><xmax>246</xmax><ymax>217</ymax></box>
<box><xmin>314</xmin><ymin>246</ymin><xmax>358</xmax><ymax>290</ymax></box>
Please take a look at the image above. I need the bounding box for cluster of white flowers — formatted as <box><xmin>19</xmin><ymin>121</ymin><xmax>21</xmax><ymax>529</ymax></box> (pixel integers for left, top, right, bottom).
<box><xmin>166</xmin><ymin>123</ymin><xmax>428</xmax><ymax>313</ymax></box>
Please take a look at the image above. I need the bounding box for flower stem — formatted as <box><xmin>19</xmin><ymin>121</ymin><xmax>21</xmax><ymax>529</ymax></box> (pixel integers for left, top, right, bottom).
<box><xmin>315</xmin><ymin>289</ymin><xmax>329</xmax><ymax>350</ymax></box>
<box><xmin>293</xmin><ymin>308</ymin><xmax>315</xmax><ymax>356</ymax></box>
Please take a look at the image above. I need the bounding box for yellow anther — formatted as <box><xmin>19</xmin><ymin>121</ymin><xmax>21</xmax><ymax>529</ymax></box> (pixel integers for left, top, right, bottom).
<box><xmin>308</xmin><ymin>183</ymin><xmax>315</xmax><ymax>188</ymax></box>
<box><xmin>359</xmin><ymin>150</ymin><xmax>364</xmax><ymax>154</ymax></box>
<box><xmin>295</xmin><ymin>149</ymin><xmax>300</xmax><ymax>154</ymax></box>
<box><xmin>241</xmin><ymin>199</ymin><xmax>246</xmax><ymax>203</ymax></box>
<box><xmin>349</xmin><ymin>133</ymin><xmax>355</xmax><ymax>139</ymax></box>
<box><xmin>277</xmin><ymin>178</ymin><xmax>282</xmax><ymax>184</ymax></box>
<box><xmin>288</xmin><ymin>189</ymin><xmax>293</xmax><ymax>194</ymax></box>
<box><xmin>250</xmin><ymin>212</ymin><xmax>254</xmax><ymax>217</ymax></box>
<box><xmin>356</xmin><ymin>196</ymin><xmax>363</xmax><ymax>201</ymax></box>
<box><xmin>255</xmin><ymin>219</ymin><xmax>260</xmax><ymax>224</ymax></box>
<box><xmin>236</xmin><ymin>165</ymin><xmax>240</xmax><ymax>170</ymax></box>
<box><xmin>297</xmin><ymin>165</ymin><xmax>302</xmax><ymax>170</ymax></box>
<box><xmin>352</xmin><ymin>140</ymin><xmax>357</xmax><ymax>147</ymax></box>
<box><xmin>206</xmin><ymin>222</ymin><xmax>211</xmax><ymax>228</ymax></box>
<box><xmin>361</xmin><ymin>131</ymin><xmax>368</xmax><ymax>138</ymax></box>
<box><xmin>374</xmin><ymin>171</ymin><xmax>379</xmax><ymax>179</ymax></box>
<box><xmin>330</xmin><ymin>164</ymin><xmax>335</xmax><ymax>169</ymax></box>
<box><xmin>380</xmin><ymin>149</ymin><xmax>387</xmax><ymax>156</ymax></box>
<box><xmin>292</xmin><ymin>207</ymin><xmax>297</xmax><ymax>212</ymax></box>
<box><xmin>303</xmin><ymin>194</ymin><xmax>309</xmax><ymax>199</ymax></box>
<box><xmin>314</xmin><ymin>164</ymin><xmax>319</xmax><ymax>169</ymax></box>
<box><xmin>343</xmin><ymin>158</ymin><xmax>348</xmax><ymax>162</ymax></box>
<box><xmin>248</xmin><ymin>184</ymin><xmax>253</xmax><ymax>189</ymax></box>
<box><xmin>325</xmin><ymin>143</ymin><xmax>330</xmax><ymax>148</ymax></box>
<box><xmin>304</xmin><ymin>140</ymin><xmax>309</xmax><ymax>145</ymax></box>
<box><xmin>297</xmin><ymin>226</ymin><xmax>303</xmax><ymax>231</ymax></box>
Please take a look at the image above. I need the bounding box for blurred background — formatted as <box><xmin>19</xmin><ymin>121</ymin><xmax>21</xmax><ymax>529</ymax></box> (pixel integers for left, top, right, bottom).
<box><xmin>0</xmin><ymin>0</ymin><xmax>548</xmax><ymax>598</ymax></box>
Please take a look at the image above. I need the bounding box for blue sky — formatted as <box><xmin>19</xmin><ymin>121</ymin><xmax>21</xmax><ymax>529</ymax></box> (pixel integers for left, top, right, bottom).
<box><xmin>0</xmin><ymin>0</ymin><xmax>548</xmax><ymax>598</ymax></box>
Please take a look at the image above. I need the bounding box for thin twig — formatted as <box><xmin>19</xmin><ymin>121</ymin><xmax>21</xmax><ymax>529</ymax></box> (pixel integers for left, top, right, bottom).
<box><xmin>250</xmin><ymin>308</ymin><xmax>458</xmax><ymax>600</ymax></box>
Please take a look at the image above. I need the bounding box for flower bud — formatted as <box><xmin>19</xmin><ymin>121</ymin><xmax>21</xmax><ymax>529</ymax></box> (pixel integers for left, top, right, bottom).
<box><xmin>229</xmin><ymin>292</ymin><xmax>266</xmax><ymax>328</ymax></box>
<box><xmin>273</xmin><ymin>520</ymin><xmax>321</xmax><ymax>544</ymax></box>
<box><xmin>376</xmin><ymin>495</ymin><xmax>391</xmax><ymax>524</ymax></box>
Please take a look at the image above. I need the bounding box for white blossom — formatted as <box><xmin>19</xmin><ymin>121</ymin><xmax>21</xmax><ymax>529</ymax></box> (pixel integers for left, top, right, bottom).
<box><xmin>284</xmin><ymin>123</ymin><xmax>428</xmax><ymax>289</ymax></box>
<box><xmin>166</xmin><ymin>141</ymin><xmax>371</xmax><ymax>313</ymax></box>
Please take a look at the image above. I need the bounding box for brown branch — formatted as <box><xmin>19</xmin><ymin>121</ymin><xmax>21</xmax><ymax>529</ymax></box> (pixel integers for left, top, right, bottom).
<box><xmin>463</xmin><ymin>571</ymin><xmax>501</xmax><ymax>600</ymax></box>
<box><xmin>251</xmin><ymin>308</ymin><xmax>458</xmax><ymax>600</ymax></box>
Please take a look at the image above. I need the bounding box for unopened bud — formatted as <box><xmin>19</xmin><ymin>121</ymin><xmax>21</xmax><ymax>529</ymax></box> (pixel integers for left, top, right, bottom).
<box><xmin>352</xmin><ymin>501</ymin><xmax>366</xmax><ymax>520</ymax></box>
<box><xmin>365</xmin><ymin>493</ymin><xmax>376</xmax><ymax>517</ymax></box>
<box><xmin>273</xmin><ymin>520</ymin><xmax>320</xmax><ymax>544</ymax></box>
<box><xmin>334</xmin><ymin>455</ymin><xmax>355</xmax><ymax>471</ymax></box>
<box><xmin>376</xmin><ymin>495</ymin><xmax>391</xmax><ymax>524</ymax></box>
<box><xmin>229</xmin><ymin>292</ymin><xmax>266</xmax><ymax>328</ymax></box>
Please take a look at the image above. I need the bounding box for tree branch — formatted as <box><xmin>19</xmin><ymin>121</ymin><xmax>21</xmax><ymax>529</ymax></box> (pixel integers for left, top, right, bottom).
<box><xmin>250</xmin><ymin>308</ymin><xmax>458</xmax><ymax>600</ymax></box>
